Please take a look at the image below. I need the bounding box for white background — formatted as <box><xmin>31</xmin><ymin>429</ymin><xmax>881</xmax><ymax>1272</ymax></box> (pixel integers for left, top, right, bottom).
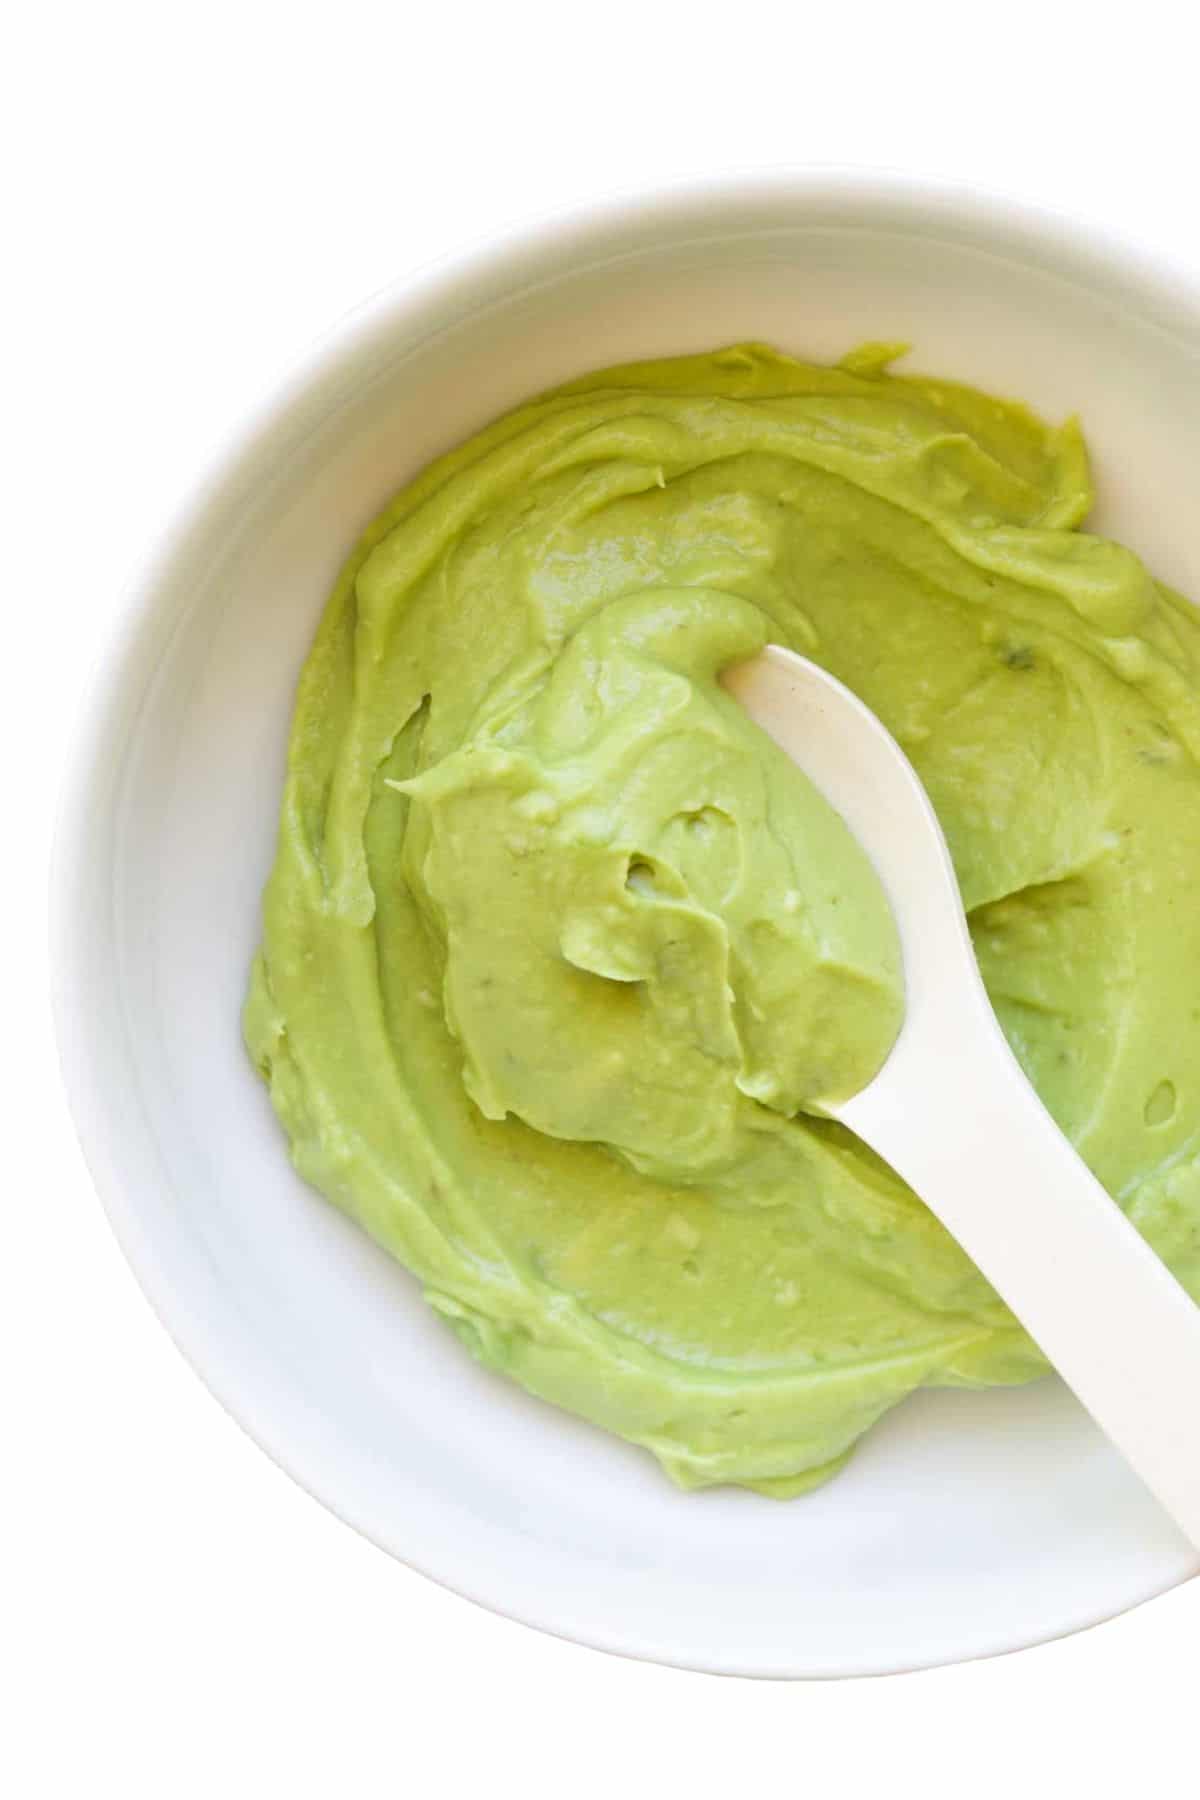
<box><xmin>9</xmin><ymin>2</ymin><xmax>1200</xmax><ymax>1793</ymax></box>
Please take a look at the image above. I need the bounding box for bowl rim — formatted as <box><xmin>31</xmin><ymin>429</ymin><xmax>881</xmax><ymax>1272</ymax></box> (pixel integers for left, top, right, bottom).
<box><xmin>49</xmin><ymin>164</ymin><xmax>1200</xmax><ymax>1679</ymax></box>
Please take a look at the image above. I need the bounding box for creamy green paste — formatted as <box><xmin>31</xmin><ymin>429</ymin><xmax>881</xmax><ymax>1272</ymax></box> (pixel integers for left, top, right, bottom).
<box><xmin>246</xmin><ymin>343</ymin><xmax>1200</xmax><ymax>1497</ymax></box>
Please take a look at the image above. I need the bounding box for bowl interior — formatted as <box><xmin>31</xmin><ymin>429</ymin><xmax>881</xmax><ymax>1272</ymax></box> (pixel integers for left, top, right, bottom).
<box><xmin>59</xmin><ymin>180</ymin><xmax>1200</xmax><ymax>1676</ymax></box>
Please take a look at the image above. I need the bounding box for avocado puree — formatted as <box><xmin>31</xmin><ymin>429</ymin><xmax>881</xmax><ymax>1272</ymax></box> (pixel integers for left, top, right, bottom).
<box><xmin>246</xmin><ymin>343</ymin><xmax>1200</xmax><ymax>1497</ymax></box>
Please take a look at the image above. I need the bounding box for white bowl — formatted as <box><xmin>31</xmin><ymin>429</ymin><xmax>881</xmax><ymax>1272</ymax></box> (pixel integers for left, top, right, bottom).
<box><xmin>53</xmin><ymin>170</ymin><xmax>1200</xmax><ymax>1678</ymax></box>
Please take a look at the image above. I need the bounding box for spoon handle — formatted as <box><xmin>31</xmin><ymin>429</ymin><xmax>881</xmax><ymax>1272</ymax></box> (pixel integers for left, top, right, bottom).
<box><xmin>838</xmin><ymin>1034</ymin><xmax>1200</xmax><ymax>1549</ymax></box>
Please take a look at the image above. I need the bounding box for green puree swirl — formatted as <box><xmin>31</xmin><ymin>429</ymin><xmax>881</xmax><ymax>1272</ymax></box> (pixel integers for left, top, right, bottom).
<box><xmin>246</xmin><ymin>343</ymin><xmax>1200</xmax><ymax>1497</ymax></box>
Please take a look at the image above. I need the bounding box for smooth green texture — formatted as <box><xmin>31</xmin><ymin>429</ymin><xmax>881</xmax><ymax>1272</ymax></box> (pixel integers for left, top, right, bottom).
<box><xmin>246</xmin><ymin>343</ymin><xmax>1200</xmax><ymax>1497</ymax></box>
<box><xmin>394</xmin><ymin>587</ymin><xmax>902</xmax><ymax>1181</ymax></box>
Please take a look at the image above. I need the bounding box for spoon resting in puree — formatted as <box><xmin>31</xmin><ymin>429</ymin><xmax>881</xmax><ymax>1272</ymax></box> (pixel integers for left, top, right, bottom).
<box><xmin>245</xmin><ymin>342</ymin><xmax>1200</xmax><ymax>1499</ymax></box>
<box><xmin>726</xmin><ymin>645</ymin><xmax>1200</xmax><ymax>1545</ymax></box>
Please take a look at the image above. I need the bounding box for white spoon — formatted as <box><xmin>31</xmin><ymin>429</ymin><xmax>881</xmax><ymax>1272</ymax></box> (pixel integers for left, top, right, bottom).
<box><xmin>723</xmin><ymin>644</ymin><xmax>1200</xmax><ymax>1548</ymax></box>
